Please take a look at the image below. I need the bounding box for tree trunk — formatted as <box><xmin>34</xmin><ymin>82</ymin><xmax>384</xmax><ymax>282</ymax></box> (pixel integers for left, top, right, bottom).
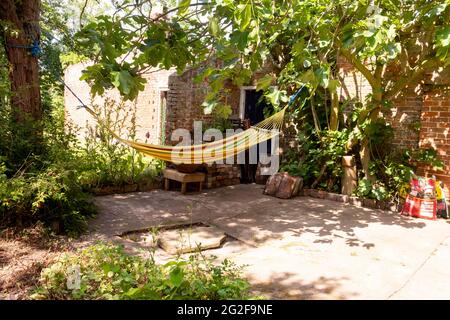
<box><xmin>359</xmin><ymin>91</ymin><xmax>382</xmax><ymax>181</ymax></box>
<box><xmin>1</xmin><ymin>0</ymin><xmax>41</xmax><ymax>122</ymax></box>
<box><xmin>359</xmin><ymin>139</ymin><xmax>373</xmax><ymax>180</ymax></box>
<box><xmin>329</xmin><ymin>88</ymin><xmax>339</xmax><ymax>131</ymax></box>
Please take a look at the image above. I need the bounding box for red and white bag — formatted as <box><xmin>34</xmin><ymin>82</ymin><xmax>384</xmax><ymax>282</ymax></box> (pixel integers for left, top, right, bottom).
<box><xmin>401</xmin><ymin>176</ymin><xmax>437</xmax><ymax>220</ymax></box>
<box><xmin>402</xmin><ymin>196</ymin><xmax>437</xmax><ymax>220</ymax></box>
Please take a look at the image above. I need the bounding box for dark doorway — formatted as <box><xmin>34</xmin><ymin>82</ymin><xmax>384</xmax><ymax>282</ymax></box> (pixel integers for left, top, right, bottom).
<box><xmin>160</xmin><ymin>91</ymin><xmax>167</xmax><ymax>144</ymax></box>
<box><xmin>240</xmin><ymin>89</ymin><xmax>273</xmax><ymax>183</ymax></box>
<box><xmin>244</xmin><ymin>90</ymin><xmax>267</xmax><ymax>126</ymax></box>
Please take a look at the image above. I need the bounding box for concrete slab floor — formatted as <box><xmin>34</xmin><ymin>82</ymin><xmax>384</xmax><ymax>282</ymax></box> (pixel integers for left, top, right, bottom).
<box><xmin>86</xmin><ymin>184</ymin><xmax>450</xmax><ymax>300</ymax></box>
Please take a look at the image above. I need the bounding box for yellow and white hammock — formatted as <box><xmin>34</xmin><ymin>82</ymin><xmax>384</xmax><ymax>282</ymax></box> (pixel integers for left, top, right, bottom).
<box><xmin>82</xmin><ymin>105</ymin><xmax>286</xmax><ymax>164</ymax></box>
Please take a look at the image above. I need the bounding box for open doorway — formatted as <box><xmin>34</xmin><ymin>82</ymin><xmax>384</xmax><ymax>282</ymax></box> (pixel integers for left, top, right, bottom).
<box><xmin>159</xmin><ymin>90</ymin><xmax>167</xmax><ymax>144</ymax></box>
<box><xmin>239</xmin><ymin>87</ymin><xmax>274</xmax><ymax>183</ymax></box>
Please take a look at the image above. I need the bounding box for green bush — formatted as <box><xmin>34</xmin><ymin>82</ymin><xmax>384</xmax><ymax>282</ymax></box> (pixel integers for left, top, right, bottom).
<box><xmin>0</xmin><ymin>162</ymin><xmax>95</xmax><ymax>235</ymax></box>
<box><xmin>32</xmin><ymin>243</ymin><xmax>252</xmax><ymax>300</ymax></box>
<box><xmin>0</xmin><ymin>96</ymin><xmax>166</xmax><ymax>235</ymax></box>
<box><xmin>66</xmin><ymin>99</ymin><xmax>164</xmax><ymax>190</ymax></box>
<box><xmin>280</xmin><ymin>129</ymin><xmax>348</xmax><ymax>192</ymax></box>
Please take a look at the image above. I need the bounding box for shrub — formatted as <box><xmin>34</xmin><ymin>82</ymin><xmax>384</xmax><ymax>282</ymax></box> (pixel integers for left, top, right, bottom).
<box><xmin>0</xmin><ymin>163</ymin><xmax>95</xmax><ymax>236</ymax></box>
<box><xmin>356</xmin><ymin>148</ymin><xmax>445</xmax><ymax>201</ymax></box>
<box><xmin>280</xmin><ymin>129</ymin><xmax>348</xmax><ymax>192</ymax></box>
<box><xmin>66</xmin><ymin>99</ymin><xmax>164</xmax><ymax>190</ymax></box>
<box><xmin>32</xmin><ymin>243</ymin><xmax>252</xmax><ymax>300</ymax></box>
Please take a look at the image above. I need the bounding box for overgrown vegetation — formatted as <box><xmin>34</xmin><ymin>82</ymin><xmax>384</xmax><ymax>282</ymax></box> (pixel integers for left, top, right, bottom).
<box><xmin>0</xmin><ymin>1</ymin><xmax>163</xmax><ymax>235</ymax></box>
<box><xmin>1</xmin><ymin>0</ymin><xmax>449</xmax><ymax>232</ymax></box>
<box><xmin>280</xmin><ymin>98</ymin><xmax>444</xmax><ymax>200</ymax></box>
<box><xmin>32</xmin><ymin>243</ymin><xmax>251</xmax><ymax>300</ymax></box>
<box><xmin>0</xmin><ymin>97</ymin><xmax>163</xmax><ymax>234</ymax></box>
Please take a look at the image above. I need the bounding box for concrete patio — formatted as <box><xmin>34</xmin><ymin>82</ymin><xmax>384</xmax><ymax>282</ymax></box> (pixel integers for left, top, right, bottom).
<box><xmin>87</xmin><ymin>184</ymin><xmax>450</xmax><ymax>299</ymax></box>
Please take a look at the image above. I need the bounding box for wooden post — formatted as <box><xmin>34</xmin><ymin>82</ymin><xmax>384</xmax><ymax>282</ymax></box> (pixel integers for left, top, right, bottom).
<box><xmin>164</xmin><ymin>178</ymin><xmax>169</xmax><ymax>191</ymax></box>
<box><xmin>341</xmin><ymin>156</ymin><xmax>358</xmax><ymax>196</ymax></box>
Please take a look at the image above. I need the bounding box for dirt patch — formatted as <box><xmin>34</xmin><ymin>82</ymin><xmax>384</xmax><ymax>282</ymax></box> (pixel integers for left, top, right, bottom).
<box><xmin>0</xmin><ymin>224</ymin><xmax>75</xmax><ymax>300</ymax></box>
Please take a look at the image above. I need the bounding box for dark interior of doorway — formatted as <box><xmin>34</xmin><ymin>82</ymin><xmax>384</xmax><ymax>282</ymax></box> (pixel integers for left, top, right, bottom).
<box><xmin>241</xmin><ymin>89</ymin><xmax>273</xmax><ymax>183</ymax></box>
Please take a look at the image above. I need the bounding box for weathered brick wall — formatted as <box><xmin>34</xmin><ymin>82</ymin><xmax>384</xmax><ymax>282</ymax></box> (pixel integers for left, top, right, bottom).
<box><xmin>166</xmin><ymin>69</ymin><xmax>241</xmax><ymax>140</ymax></box>
<box><xmin>206</xmin><ymin>164</ymin><xmax>241</xmax><ymax>188</ymax></box>
<box><xmin>338</xmin><ymin>56</ymin><xmax>422</xmax><ymax>151</ymax></box>
<box><xmin>166</xmin><ymin>69</ymin><xmax>214</xmax><ymax>138</ymax></box>
<box><xmin>337</xmin><ymin>55</ymin><xmax>373</xmax><ymax>102</ymax></box>
<box><xmin>338</xmin><ymin>56</ymin><xmax>450</xmax><ymax>198</ymax></box>
<box><xmin>64</xmin><ymin>62</ymin><xmax>174</xmax><ymax>145</ymax></box>
<box><xmin>166</xmin><ymin>67</ymin><xmax>242</xmax><ymax>187</ymax></box>
<box><xmin>418</xmin><ymin>86</ymin><xmax>450</xmax><ymax>193</ymax></box>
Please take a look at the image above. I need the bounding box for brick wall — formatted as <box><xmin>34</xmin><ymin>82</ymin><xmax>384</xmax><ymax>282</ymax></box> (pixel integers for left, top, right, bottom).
<box><xmin>165</xmin><ymin>67</ymin><xmax>242</xmax><ymax>187</ymax></box>
<box><xmin>338</xmin><ymin>56</ymin><xmax>422</xmax><ymax>151</ymax></box>
<box><xmin>65</xmin><ymin>63</ymin><xmax>244</xmax><ymax>188</ymax></box>
<box><xmin>64</xmin><ymin>62</ymin><xmax>174</xmax><ymax>145</ymax></box>
<box><xmin>418</xmin><ymin>86</ymin><xmax>450</xmax><ymax>192</ymax></box>
<box><xmin>165</xmin><ymin>68</ymin><xmax>242</xmax><ymax>139</ymax></box>
<box><xmin>338</xmin><ymin>56</ymin><xmax>450</xmax><ymax>198</ymax></box>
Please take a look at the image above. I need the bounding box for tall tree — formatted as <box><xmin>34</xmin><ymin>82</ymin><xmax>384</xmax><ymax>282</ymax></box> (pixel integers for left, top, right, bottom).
<box><xmin>76</xmin><ymin>0</ymin><xmax>450</xmax><ymax>181</ymax></box>
<box><xmin>0</xmin><ymin>0</ymin><xmax>41</xmax><ymax>122</ymax></box>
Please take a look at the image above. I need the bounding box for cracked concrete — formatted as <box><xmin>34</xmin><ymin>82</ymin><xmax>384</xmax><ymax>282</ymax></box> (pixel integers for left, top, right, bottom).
<box><xmin>85</xmin><ymin>184</ymin><xmax>450</xmax><ymax>299</ymax></box>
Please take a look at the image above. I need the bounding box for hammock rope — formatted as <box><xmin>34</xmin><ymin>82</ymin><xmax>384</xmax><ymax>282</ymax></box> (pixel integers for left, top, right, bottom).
<box><xmin>64</xmin><ymin>74</ymin><xmax>305</xmax><ymax>164</ymax></box>
<box><xmin>82</xmin><ymin>104</ymin><xmax>287</xmax><ymax>164</ymax></box>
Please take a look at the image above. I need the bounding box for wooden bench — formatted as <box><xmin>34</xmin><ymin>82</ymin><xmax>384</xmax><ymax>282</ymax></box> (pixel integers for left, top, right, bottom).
<box><xmin>163</xmin><ymin>168</ymin><xmax>205</xmax><ymax>194</ymax></box>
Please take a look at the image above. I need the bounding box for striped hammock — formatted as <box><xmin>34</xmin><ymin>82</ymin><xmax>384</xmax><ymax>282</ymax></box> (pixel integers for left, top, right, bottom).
<box><xmin>82</xmin><ymin>105</ymin><xmax>286</xmax><ymax>164</ymax></box>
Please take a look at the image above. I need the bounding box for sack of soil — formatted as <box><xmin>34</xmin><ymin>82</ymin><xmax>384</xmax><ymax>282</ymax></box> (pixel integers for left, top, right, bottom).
<box><xmin>402</xmin><ymin>176</ymin><xmax>437</xmax><ymax>220</ymax></box>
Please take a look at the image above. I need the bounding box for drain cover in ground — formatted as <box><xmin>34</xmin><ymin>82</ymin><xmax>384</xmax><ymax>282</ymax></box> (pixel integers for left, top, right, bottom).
<box><xmin>158</xmin><ymin>225</ymin><xmax>226</xmax><ymax>254</ymax></box>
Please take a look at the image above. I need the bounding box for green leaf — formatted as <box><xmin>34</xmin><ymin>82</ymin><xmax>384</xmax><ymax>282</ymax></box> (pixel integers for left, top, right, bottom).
<box><xmin>315</xmin><ymin>68</ymin><xmax>329</xmax><ymax>89</ymax></box>
<box><xmin>256</xmin><ymin>75</ymin><xmax>273</xmax><ymax>91</ymax></box>
<box><xmin>428</xmin><ymin>3</ymin><xmax>448</xmax><ymax>16</ymax></box>
<box><xmin>201</xmin><ymin>100</ymin><xmax>217</xmax><ymax>115</ymax></box>
<box><xmin>169</xmin><ymin>266</ymin><xmax>184</xmax><ymax>287</ymax></box>
<box><xmin>240</xmin><ymin>4</ymin><xmax>252</xmax><ymax>31</ymax></box>
<box><xmin>111</xmin><ymin>70</ymin><xmax>133</xmax><ymax>95</ymax></box>
<box><xmin>362</xmin><ymin>29</ymin><xmax>376</xmax><ymax>38</ymax></box>
<box><xmin>436</xmin><ymin>27</ymin><xmax>450</xmax><ymax>48</ymax></box>
<box><xmin>178</xmin><ymin>0</ymin><xmax>191</xmax><ymax>16</ymax></box>
<box><xmin>264</xmin><ymin>87</ymin><xmax>287</xmax><ymax>107</ymax></box>
<box><xmin>209</xmin><ymin>17</ymin><xmax>220</xmax><ymax>37</ymax></box>
<box><xmin>327</xmin><ymin>79</ymin><xmax>340</xmax><ymax>92</ymax></box>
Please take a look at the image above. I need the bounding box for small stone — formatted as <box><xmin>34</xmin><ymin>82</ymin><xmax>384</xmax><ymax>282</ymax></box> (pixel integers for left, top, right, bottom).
<box><xmin>350</xmin><ymin>197</ymin><xmax>363</xmax><ymax>207</ymax></box>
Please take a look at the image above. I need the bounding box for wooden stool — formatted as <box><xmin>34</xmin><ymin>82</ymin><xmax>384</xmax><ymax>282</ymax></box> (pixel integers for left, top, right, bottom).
<box><xmin>163</xmin><ymin>169</ymin><xmax>205</xmax><ymax>194</ymax></box>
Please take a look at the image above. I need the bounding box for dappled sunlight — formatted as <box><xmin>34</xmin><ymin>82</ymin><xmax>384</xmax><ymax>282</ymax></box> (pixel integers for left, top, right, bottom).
<box><xmin>245</xmin><ymin>272</ymin><xmax>354</xmax><ymax>300</ymax></box>
<box><xmin>86</xmin><ymin>184</ymin><xmax>450</xmax><ymax>299</ymax></box>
